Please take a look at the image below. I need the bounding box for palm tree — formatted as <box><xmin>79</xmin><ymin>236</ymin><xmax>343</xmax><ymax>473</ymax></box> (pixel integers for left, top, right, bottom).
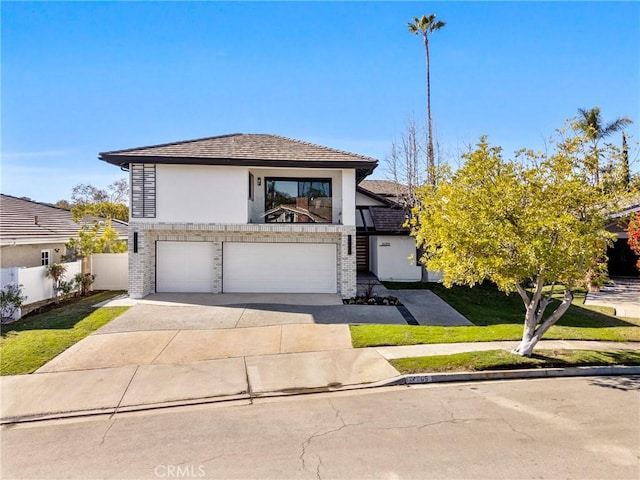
<box><xmin>576</xmin><ymin>107</ymin><xmax>632</xmax><ymax>186</ymax></box>
<box><xmin>408</xmin><ymin>14</ymin><xmax>446</xmax><ymax>186</ymax></box>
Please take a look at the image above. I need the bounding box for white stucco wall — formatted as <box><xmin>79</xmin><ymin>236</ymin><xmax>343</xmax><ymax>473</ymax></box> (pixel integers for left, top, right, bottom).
<box><xmin>370</xmin><ymin>235</ymin><xmax>421</xmax><ymax>282</ymax></box>
<box><xmin>150</xmin><ymin>165</ymin><xmax>249</xmax><ymax>223</ymax></box>
<box><xmin>0</xmin><ymin>243</ymin><xmax>66</xmax><ymax>268</ymax></box>
<box><xmin>341</xmin><ymin>170</ymin><xmax>356</xmax><ymax>226</ymax></box>
<box><xmin>355</xmin><ymin>191</ymin><xmax>385</xmax><ymax>207</ymax></box>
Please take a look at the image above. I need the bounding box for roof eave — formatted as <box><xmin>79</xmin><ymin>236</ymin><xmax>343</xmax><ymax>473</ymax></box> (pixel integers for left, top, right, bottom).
<box><xmin>99</xmin><ymin>154</ymin><xmax>377</xmax><ymax>177</ymax></box>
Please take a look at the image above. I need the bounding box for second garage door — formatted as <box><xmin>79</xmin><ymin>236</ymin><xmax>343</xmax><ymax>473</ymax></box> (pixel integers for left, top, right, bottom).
<box><xmin>223</xmin><ymin>243</ymin><xmax>337</xmax><ymax>293</ymax></box>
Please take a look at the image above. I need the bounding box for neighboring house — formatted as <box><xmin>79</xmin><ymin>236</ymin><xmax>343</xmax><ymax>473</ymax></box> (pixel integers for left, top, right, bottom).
<box><xmin>99</xmin><ymin>134</ymin><xmax>378</xmax><ymax>298</ymax></box>
<box><xmin>355</xmin><ymin>185</ymin><xmax>422</xmax><ymax>282</ymax></box>
<box><xmin>0</xmin><ymin>194</ymin><xmax>128</xmax><ymax>269</ymax></box>
<box><xmin>606</xmin><ymin>203</ymin><xmax>640</xmax><ymax>277</ymax></box>
<box><xmin>359</xmin><ymin>179</ymin><xmax>411</xmax><ymax>205</ymax></box>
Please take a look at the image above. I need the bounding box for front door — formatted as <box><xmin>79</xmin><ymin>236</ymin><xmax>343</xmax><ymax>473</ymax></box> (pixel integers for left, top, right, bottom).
<box><xmin>356</xmin><ymin>235</ymin><xmax>369</xmax><ymax>272</ymax></box>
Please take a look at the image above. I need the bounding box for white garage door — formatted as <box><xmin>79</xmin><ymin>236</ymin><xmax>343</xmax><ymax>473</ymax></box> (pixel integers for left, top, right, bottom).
<box><xmin>156</xmin><ymin>241</ymin><xmax>215</xmax><ymax>293</ymax></box>
<box><xmin>223</xmin><ymin>243</ymin><xmax>337</xmax><ymax>293</ymax></box>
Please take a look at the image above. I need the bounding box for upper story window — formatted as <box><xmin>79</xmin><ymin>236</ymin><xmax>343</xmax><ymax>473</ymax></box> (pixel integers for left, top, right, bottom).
<box><xmin>131</xmin><ymin>164</ymin><xmax>156</xmax><ymax>218</ymax></box>
<box><xmin>264</xmin><ymin>178</ymin><xmax>332</xmax><ymax>223</ymax></box>
<box><xmin>41</xmin><ymin>250</ymin><xmax>51</xmax><ymax>266</ymax></box>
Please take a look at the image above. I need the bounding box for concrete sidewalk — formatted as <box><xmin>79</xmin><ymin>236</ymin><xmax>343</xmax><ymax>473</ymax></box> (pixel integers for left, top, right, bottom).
<box><xmin>3</xmin><ymin>336</ymin><xmax>639</xmax><ymax>423</ymax></box>
<box><xmin>375</xmin><ymin>340</ymin><xmax>640</xmax><ymax>360</ymax></box>
<box><xmin>0</xmin><ymin>349</ymin><xmax>400</xmax><ymax>423</ymax></box>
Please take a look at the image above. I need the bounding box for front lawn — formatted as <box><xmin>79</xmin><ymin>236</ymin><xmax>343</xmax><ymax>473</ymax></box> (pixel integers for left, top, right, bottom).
<box><xmin>391</xmin><ymin>349</ymin><xmax>640</xmax><ymax>374</ymax></box>
<box><xmin>0</xmin><ymin>291</ymin><xmax>129</xmax><ymax>375</ymax></box>
<box><xmin>351</xmin><ymin>282</ymin><xmax>640</xmax><ymax>348</ymax></box>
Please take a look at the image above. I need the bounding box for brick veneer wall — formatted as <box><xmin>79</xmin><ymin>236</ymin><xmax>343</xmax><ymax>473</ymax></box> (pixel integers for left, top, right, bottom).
<box><xmin>128</xmin><ymin>223</ymin><xmax>357</xmax><ymax>298</ymax></box>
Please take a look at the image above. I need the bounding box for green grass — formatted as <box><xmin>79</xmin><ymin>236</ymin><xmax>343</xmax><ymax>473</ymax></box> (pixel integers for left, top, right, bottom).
<box><xmin>391</xmin><ymin>349</ymin><xmax>640</xmax><ymax>374</ymax></box>
<box><xmin>350</xmin><ymin>282</ymin><xmax>640</xmax><ymax>348</ymax></box>
<box><xmin>0</xmin><ymin>291</ymin><xmax>129</xmax><ymax>375</ymax></box>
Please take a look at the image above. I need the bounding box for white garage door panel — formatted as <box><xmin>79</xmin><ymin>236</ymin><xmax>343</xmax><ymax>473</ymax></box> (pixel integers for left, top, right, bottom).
<box><xmin>157</xmin><ymin>241</ymin><xmax>215</xmax><ymax>293</ymax></box>
<box><xmin>223</xmin><ymin>243</ymin><xmax>336</xmax><ymax>293</ymax></box>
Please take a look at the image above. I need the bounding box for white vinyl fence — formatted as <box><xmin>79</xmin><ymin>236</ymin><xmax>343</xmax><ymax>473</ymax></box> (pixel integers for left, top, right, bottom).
<box><xmin>1</xmin><ymin>261</ymin><xmax>81</xmax><ymax>320</ymax></box>
<box><xmin>1</xmin><ymin>253</ymin><xmax>129</xmax><ymax>321</ymax></box>
<box><xmin>91</xmin><ymin>253</ymin><xmax>128</xmax><ymax>290</ymax></box>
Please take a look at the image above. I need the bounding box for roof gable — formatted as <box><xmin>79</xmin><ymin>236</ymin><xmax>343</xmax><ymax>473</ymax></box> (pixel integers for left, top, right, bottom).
<box><xmin>99</xmin><ymin>133</ymin><xmax>378</xmax><ymax>180</ymax></box>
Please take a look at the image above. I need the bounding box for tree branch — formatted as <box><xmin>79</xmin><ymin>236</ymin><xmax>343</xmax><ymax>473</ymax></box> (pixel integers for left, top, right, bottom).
<box><xmin>534</xmin><ymin>287</ymin><xmax>573</xmax><ymax>338</ymax></box>
<box><xmin>515</xmin><ymin>283</ymin><xmax>531</xmax><ymax>306</ymax></box>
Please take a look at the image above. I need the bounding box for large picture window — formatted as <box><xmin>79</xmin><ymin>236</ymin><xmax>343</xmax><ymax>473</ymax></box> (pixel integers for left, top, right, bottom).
<box><xmin>264</xmin><ymin>178</ymin><xmax>332</xmax><ymax>223</ymax></box>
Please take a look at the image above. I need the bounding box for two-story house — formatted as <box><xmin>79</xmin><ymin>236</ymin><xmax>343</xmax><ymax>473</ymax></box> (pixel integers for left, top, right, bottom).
<box><xmin>99</xmin><ymin>134</ymin><xmax>379</xmax><ymax>298</ymax></box>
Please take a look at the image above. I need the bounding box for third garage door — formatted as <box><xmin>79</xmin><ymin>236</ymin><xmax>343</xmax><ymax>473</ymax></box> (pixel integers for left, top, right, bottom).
<box><xmin>223</xmin><ymin>243</ymin><xmax>337</xmax><ymax>293</ymax></box>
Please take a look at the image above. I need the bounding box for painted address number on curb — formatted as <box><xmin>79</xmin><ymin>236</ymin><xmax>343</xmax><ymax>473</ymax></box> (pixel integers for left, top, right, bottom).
<box><xmin>406</xmin><ymin>375</ymin><xmax>433</xmax><ymax>384</ymax></box>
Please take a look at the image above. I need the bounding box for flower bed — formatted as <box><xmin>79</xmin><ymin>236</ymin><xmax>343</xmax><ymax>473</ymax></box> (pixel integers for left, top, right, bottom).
<box><xmin>343</xmin><ymin>295</ymin><xmax>402</xmax><ymax>306</ymax></box>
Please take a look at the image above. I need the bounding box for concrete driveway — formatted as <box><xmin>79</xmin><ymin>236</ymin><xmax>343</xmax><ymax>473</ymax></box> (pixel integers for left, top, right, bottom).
<box><xmin>0</xmin><ymin>290</ymin><xmax>472</xmax><ymax>422</ymax></box>
<box><xmin>96</xmin><ymin>290</ymin><xmax>471</xmax><ymax>334</ymax></box>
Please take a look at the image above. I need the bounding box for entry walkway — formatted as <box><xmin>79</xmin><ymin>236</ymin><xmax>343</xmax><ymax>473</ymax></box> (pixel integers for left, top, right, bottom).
<box><xmin>584</xmin><ymin>278</ymin><xmax>640</xmax><ymax>318</ymax></box>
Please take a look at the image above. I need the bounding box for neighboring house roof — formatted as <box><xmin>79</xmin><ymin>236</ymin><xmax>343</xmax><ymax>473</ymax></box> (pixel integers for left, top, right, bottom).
<box><xmin>608</xmin><ymin>203</ymin><xmax>640</xmax><ymax>220</ymax></box>
<box><xmin>359</xmin><ymin>180</ymin><xmax>411</xmax><ymax>203</ymax></box>
<box><xmin>0</xmin><ymin>194</ymin><xmax>128</xmax><ymax>246</ymax></box>
<box><xmin>99</xmin><ymin>133</ymin><xmax>378</xmax><ymax>180</ymax></box>
<box><xmin>355</xmin><ymin>186</ymin><xmax>394</xmax><ymax>207</ymax></box>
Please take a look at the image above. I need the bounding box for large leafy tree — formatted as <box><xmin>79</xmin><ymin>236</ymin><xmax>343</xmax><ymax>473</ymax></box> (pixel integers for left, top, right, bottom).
<box><xmin>575</xmin><ymin>107</ymin><xmax>632</xmax><ymax>187</ymax></box>
<box><xmin>411</xmin><ymin>134</ymin><xmax>614</xmax><ymax>357</ymax></box>
<box><xmin>408</xmin><ymin>14</ymin><xmax>445</xmax><ymax>186</ymax></box>
<box><xmin>55</xmin><ymin>180</ymin><xmax>129</xmax><ymax>222</ymax></box>
<box><xmin>65</xmin><ymin>203</ymin><xmax>127</xmax><ymax>275</ymax></box>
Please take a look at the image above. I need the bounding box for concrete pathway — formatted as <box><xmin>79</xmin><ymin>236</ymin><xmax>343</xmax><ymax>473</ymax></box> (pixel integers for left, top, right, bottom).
<box><xmin>375</xmin><ymin>340</ymin><xmax>640</xmax><ymax>360</ymax></box>
<box><xmin>584</xmin><ymin>280</ymin><xmax>640</xmax><ymax>318</ymax></box>
<box><xmin>356</xmin><ymin>275</ymin><xmax>472</xmax><ymax>326</ymax></box>
<box><xmin>391</xmin><ymin>290</ymin><xmax>472</xmax><ymax>326</ymax></box>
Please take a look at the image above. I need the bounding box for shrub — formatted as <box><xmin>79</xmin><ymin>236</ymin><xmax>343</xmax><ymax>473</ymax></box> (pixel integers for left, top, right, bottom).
<box><xmin>1</xmin><ymin>283</ymin><xmax>27</xmax><ymax>322</ymax></box>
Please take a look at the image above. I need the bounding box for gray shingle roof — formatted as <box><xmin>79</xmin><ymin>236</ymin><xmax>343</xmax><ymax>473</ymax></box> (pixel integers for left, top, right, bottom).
<box><xmin>359</xmin><ymin>180</ymin><xmax>410</xmax><ymax>200</ymax></box>
<box><xmin>100</xmin><ymin>133</ymin><xmax>378</xmax><ymax>179</ymax></box>
<box><xmin>370</xmin><ymin>207</ymin><xmax>410</xmax><ymax>233</ymax></box>
<box><xmin>0</xmin><ymin>194</ymin><xmax>128</xmax><ymax>244</ymax></box>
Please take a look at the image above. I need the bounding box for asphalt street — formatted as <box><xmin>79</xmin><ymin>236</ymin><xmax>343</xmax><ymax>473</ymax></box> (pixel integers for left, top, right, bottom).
<box><xmin>2</xmin><ymin>376</ymin><xmax>639</xmax><ymax>479</ymax></box>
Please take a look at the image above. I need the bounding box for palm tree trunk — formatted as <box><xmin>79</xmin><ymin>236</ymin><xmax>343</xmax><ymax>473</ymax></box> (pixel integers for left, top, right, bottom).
<box><xmin>424</xmin><ymin>34</ymin><xmax>435</xmax><ymax>186</ymax></box>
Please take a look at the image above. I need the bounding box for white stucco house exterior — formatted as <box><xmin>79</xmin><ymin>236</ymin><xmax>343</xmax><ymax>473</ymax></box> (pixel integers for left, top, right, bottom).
<box><xmin>354</xmin><ymin>186</ymin><xmax>421</xmax><ymax>282</ymax></box>
<box><xmin>99</xmin><ymin>133</ymin><xmax>422</xmax><ymax>298</ymax></box>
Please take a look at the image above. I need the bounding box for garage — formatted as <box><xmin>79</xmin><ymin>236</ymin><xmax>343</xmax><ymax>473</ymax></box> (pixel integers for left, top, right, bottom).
<box><xmin>156</xmin><ymin>241</ymin><xmax>215</xmax><ymax>293</ymax></box>
<box><xmin>223</xmin><ymin>242</ymin><xmax>337</xmax><ymax>293</ymax></box>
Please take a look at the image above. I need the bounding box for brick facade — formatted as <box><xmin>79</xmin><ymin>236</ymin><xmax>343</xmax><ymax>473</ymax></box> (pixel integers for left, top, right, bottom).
<box><xmin>128</xmin><ymin>222</ymin><xmax>357</xmax><ymax>299</ymax></box>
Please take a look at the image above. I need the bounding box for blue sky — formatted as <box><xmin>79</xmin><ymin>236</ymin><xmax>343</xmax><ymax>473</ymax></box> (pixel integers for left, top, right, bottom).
<box><xmin>2</xmin><ymin>1</ymin><xmax>639</xmax><ymax>203</ymax></box>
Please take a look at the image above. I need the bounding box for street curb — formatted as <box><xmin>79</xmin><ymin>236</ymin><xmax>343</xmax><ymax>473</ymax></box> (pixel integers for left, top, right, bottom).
<box><xmin>3</xmin><ymin>366</ymin><xmax>638</xmax><ymax>425</ymax></box>
<box><xmin>387</xmin><ymin>365</ymin><xmax>640</xmax><ymax>385</ymax></box>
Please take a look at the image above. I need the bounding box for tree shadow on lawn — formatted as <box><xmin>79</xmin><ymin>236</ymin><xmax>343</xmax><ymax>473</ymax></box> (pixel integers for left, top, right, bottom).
<box><xmin>474</xmin><ymin>350</ymin><xmax>640</xmax><ymax>372</ymax></box>
<box><xmin>385</xmin><ymin>282</ymin><xmax>637</xmax><ymax>328</ymax></box>
<box><xmin>0</xmin><ymin>292</ymin><xmax>118</xmax><ymax>337</ymax></box>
